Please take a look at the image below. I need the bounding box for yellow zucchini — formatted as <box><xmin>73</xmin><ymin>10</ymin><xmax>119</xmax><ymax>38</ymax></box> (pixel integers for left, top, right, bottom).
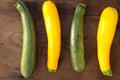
<box><xmin>97</xmin><ymin>7</ymin><xmax>118</xmax><ymax>76</ymax></box>
<box><xmin>42</xmin><ymin>1</ymin><xmax>61</xmax><ymax>72</ymax></box>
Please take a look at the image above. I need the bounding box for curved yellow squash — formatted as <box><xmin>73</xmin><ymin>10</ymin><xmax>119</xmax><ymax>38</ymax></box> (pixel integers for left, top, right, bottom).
<box><xmin>97</xmin><ymin>7</ymin><xmax>118</xmax><ymax>76</ymax></box>
<box><xmin>42</xmin><ymin>1</ymin><xmax>61</xmax><ymax>72</ymax></box>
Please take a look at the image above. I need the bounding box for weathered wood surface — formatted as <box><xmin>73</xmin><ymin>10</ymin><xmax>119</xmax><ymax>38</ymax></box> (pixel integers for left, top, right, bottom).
<box><xmin>0</xmin><ymin>0</ymin><xmax>120</xmax><ymax>80</ymax></box>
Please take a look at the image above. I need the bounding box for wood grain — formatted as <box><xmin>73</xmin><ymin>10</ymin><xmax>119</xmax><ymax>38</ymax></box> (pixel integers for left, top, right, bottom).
<box><xmin>0</xmin><ymin>0</ymin><xmax>120</xmax><ymax>80</ymax></box>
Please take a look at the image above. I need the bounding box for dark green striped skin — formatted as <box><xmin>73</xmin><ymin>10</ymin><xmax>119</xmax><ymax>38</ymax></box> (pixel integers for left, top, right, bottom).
<box><xmin>70</xmin><ymin>4</ymin><xmax>86</xmax><ymax>72</ymax></box>
<box><xmin>15</xmin><ymin>0</ymin><xmax>36</xmax><ymax>78</ymax></box>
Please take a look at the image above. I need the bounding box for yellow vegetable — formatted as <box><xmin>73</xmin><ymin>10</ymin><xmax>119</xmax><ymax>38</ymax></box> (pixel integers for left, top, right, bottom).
<box><xmin>42</xmin><ymin>1</ymin><xmax>61</xmax><ymax>72</ymax></box>
<box><xmin>97</xmin><ymin>7</ymin><xmax>118</xmax><ymax>76</ymax></box>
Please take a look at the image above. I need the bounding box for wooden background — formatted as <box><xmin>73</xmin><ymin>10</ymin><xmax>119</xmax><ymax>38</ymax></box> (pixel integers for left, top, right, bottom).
<box><xmin>0</xmin><ymin>0</ymin><xmax>120</xmax><ymax>80</ymax></box>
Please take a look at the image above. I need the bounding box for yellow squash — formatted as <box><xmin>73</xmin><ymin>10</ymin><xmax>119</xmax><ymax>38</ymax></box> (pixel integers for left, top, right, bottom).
<box><xmin>42</xmin><ymin>1</ymin><xmax>61</xmax><ymax>72</ymax></box>
<box><xmin>97</xmin><ymin>7</ymin><xmax>118</xmax><ymax>76</ymax></box>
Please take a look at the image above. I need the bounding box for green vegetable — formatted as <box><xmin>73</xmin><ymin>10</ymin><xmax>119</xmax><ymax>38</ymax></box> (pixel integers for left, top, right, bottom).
<box><xmin>70</xmin><ymin>4</ymin><xmax>86</xmax><ymax>72</ymax></box>
<box><xmin>15</xmin><ymin>0</ymin><xmax>36</xmax><ymax>78</ymax></box>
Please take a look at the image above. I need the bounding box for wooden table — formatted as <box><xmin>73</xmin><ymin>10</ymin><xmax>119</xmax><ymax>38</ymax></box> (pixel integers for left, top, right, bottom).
<box><xmin>0</xmin><ymin>0</ymin><xmax>120</xmax><ymax>80</ymax></box>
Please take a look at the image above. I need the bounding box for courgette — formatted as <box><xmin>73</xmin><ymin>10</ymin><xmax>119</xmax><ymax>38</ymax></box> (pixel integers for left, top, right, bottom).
<box><xmin>70</xmin><ymin>4</ymin><xmax>86</xmax><ymax>72</ymax></box>
<box><xmin>42</xmin><ymin>1</ymin><xmax>61</xmax><ymax>73</ymax></box>
<box><xmin>97</xmin><ymin>7</ymin><xmax>118</xmax><ymax>76</ymax></box>
<box><xmin>15</xmin><ymin>0</ymin><xmax>36</xmax><ymax>78</ymax></box>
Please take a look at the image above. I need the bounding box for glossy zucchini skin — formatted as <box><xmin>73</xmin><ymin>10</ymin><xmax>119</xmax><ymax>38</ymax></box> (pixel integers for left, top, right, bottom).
<box><xmin>15</xmin><ymin>0</ymin><xmax>36</xmax><ymax>78</ymax></box>
<box><xmin>70</xmin><ymin>4</ymin><xmax>86</xmax><ymax>72</ymax></box>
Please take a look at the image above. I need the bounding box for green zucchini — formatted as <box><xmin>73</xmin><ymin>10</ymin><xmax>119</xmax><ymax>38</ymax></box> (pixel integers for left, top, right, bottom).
<box><xmin>70</xmin><ymin>4</ymin><xmax>86</xmax><ymax>72</ymax></box>
<box><xmin>15</xmin><ymin>0</ymin><xmax>36</xmax><ymax>78</ymax></box>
